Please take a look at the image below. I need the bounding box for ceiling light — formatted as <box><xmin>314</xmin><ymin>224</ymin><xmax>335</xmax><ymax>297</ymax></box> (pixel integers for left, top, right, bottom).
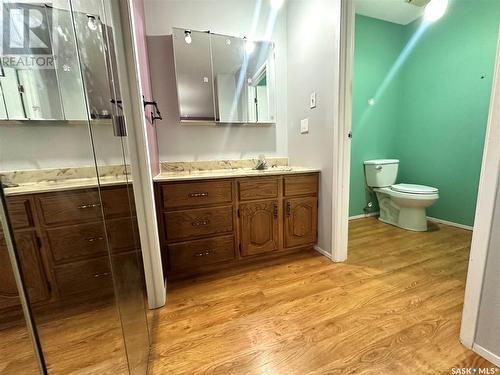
<box><xmin>87</xmin><ymin>15</ymin><xmax>98</xmax><ymax>31</ymax></box>
<box><xmin>271</xmin><ymin>0</ymin><xmax>285</xmax><ymax>10</ymax></box>
<box><xmin>184</xmin><ymin>30</ymin><xmax>192</xmax><ymax>44</ymax></box>
<box><xmin>424</xmin><ymin>0</ymin><xmax>448</xmax><ymax>22</ymax></box>
<box><xmin>245</xmin><ymin>39</ymin><xmax>255</xmax><ymax>55</ymax></box>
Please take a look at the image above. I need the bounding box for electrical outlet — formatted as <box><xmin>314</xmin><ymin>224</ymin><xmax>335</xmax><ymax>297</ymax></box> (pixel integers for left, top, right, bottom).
<box><xmin>310</xmin><ymin>92</ymin><xmax>316</xmax><ymax>109</ymax></box>
<box><xmin>300</xmin><ymin>118</ymin><xmax>309</xmax><ymax>134</ymax></box>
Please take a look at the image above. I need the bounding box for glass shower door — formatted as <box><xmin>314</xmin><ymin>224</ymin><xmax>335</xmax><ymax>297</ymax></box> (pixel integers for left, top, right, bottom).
<box><xmin>0</xmin><ymin>0</ymin><xmax>150</xmax><ymax>373</ymax></box>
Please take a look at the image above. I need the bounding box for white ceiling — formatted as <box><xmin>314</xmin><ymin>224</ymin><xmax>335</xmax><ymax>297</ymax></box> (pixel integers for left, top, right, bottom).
<box><xmin>354</xmin><ymin>0</ymin><xmax>426</xmax><ymax>25</ymax></box>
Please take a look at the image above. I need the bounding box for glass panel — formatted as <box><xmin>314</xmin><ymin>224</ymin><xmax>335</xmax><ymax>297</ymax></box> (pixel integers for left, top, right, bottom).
<box><xmin>0</xmin><ymin>192</ymin><xmax>43</xmax><ymax>375</ymax></box>
<box><xmin>172</xmin><ymin>28</ymin><xmax>215</xmax><ymax>122</ymax></box>
<box><xmin>211</xmin><ymin>34</ymin><xmax>247</xmax><ymax>123</ymax></box>
<box><xmin>0</xmin><ymin>0</ymin><xmax>150</xmax><ymax>373</ymax></box>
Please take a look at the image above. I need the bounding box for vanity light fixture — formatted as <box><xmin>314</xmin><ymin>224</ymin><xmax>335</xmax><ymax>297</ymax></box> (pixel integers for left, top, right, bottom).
<box><xmin>86</xmin><ymin>14</ymin><xmax>98</xmax><ymax>31</ymax></box>
<box><xmin>424</xmin><ymin>0</ymin><xmax>448</xmax><ymax>21</ymax></box>
<box><xmin>184</xmin><ymin>30</ymin><xmax>192</xmax><ymax>44</ymax></box>
<box><xmin>271</xmin><ymin>0</ymin><xmax>285</xmax><ymax>10</ymax></box>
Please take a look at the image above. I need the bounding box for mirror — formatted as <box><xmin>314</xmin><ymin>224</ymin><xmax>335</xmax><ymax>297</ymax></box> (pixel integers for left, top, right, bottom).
<box><xmin>246</xmin><ymin>41</ymin><xmax>276</xmax><ymax>124</ymax></box>
<box><xmin>173</xmin><ymin>28</ymin><xmax>215</xmax><ymax>122</ymax></box>
<box><xmin>0</xmin><ymin>4</ymin><xmax>114</xmax><ymax>122</ymax></box>
<box><xmin>172</xmin><ymin>28</ymin><xmax>276</xmax><ymax>125</ymax></box>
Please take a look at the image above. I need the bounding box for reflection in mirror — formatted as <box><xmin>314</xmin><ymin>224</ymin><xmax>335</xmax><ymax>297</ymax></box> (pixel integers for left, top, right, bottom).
<box><xmin>1</xmin><ymin>68</ymin><xmax>27</xmax><ymax>120</ymax></box>
<box><xmin>246</xmin><ymin>41</ymin><xmax>275</xmax><ymax>123</ymax></box>
<box><xmin>173</xmin><ymin>28</ymin><xmax>215</xmax><ymax>122</ymax></box>
<box><xmin>172</xmin><ymin>28</ymin><xmax>276</xmax><ymax>125</ymax></box>
<box><xmin>49</xmin><ymin>5</ymin><xmax>88</xmax><ymax>121</ymax></box>
<box><xmin>17</xmin><ymin>69</ymin><xmax>64</xmax><ymax>120</ymax></box>
<box><xmin>212</xmin><ymin>34</ymin><xmax>247</xmax><ymax>123</ymax></box>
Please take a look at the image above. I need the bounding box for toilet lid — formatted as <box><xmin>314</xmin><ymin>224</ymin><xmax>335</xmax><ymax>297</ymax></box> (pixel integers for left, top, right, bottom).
<box><xmin>391</xmin><ymin>183</ymin><xmax>438</xmax><ymax>194</ymax></box>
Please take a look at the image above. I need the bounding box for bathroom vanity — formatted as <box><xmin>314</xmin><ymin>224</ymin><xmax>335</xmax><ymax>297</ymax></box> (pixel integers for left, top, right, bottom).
<box><xmin>154</xmin><ymin>168</ymin><xmax>320</xmax><ymax>278</ymax></box>
<box><xmin>0</xmin><ymin>181</ymin><xmax>139</xmax><ymax>316</ymax></box>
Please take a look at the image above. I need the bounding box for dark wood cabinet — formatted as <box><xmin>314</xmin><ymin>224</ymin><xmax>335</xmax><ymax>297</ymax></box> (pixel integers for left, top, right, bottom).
<box><xmin>284</xmin><ymin>197</ymin><xmax>318</xmax><ymax>248</ymax></box>
<box><xmin>0</xmin><ymin>185</ymin><xmax>139</xmax><ymax>314</ymax></box>
<box><xmin>156</xmin><ymin>172</ymin><xmax>319</xmax><ymax>278</ymax></box>
<box><xmin>0</xmin><ymin>231</ymin><xmax>49</xmax><ymax>310</ymax></box>
<box><xmin>239</xmin><ymin>200</ymin><xmax>279</xmax><ymax>257</ymax></box>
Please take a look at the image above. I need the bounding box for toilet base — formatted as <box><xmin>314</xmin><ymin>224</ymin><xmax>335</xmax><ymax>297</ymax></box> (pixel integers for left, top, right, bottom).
<box><xmin>376</xmin><ymin>193</ymin><xmax>432</xmax><ymax>232</ymax></box>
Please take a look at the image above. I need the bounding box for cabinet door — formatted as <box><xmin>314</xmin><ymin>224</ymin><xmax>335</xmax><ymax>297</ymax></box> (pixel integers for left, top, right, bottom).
<box><xmin>239</xmin><ymin>200</ymin><xmax>279</xmax><ymax>257</ymax></box>
<box><xmin>0</xmin><ymin>231</ymin><xmax>49</xmax><ymax>310</ymax></box>
<box><xmin>284</xmin><ymin>197</ymin><xmax>318</xmax><ymax>249</ymax></box>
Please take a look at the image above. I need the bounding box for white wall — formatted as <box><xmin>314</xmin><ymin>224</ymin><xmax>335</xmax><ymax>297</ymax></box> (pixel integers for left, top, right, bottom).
<box><xmin>286</xmin><ymin>0</ymin><xmax>341</xmax><ymax>255</ymax></box>
<box><xmin>144</xmin><ymin>0</ymin><xmax>288</xmax><ymax>162</ymax></box>
<box><xmin>0</xmin><ymin>122</ymin><xmax>124</xmax><ymax>171</ymax></box>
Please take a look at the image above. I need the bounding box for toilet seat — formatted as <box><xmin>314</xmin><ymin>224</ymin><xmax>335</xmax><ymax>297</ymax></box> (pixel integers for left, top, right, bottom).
<box><xmin>391</xmin><ymin>183</ymin><xmax>438</xmax><ymax>195</ymax></box>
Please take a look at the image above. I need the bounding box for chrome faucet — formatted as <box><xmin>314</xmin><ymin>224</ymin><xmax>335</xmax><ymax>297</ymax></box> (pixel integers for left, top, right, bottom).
<box><xmin>254</xmin><ymin>155</ymin><xmax>268</xmax><ymax>170</ymax></box>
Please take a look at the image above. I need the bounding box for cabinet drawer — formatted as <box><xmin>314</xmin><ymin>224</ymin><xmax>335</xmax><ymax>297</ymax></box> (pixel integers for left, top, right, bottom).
<box><xmin>100</xmin><ymin>186</ymin><xmax>135</xmax><ymax>218</ymax></box>
<box><xmin>168</xmin><ymin>235</ymin><xmax>235</xmax><ymax>271</ymax></box>
<box><xmin>238</xmin><ymin>177</ymin><xmax>279</xmax><ymax>201</ymax></box>
<box><xmin>6</xmin><ymin>197</ymin><xmax>34</xmax><ymax>230</ymax></box>
<box><xmin>54</xmin><ymin>257</ymin><xmax>113</xmax><ymax>297</ymax></box>
<box><xmin>47</xmin><ymin>222</ymin><xmax>107</xmax><ymax>264</ymax></box>
<box><xmin>47</xmin><ymin>218</ymin><xmax>140</xmax><ymax>264</ymax></box>
<box><xmin>37</xmin><ymin>189</ymin><xmax>103</xmax><ymax>226</ymax></box>
<box><xmin>284</xmin><ymin>174</ymin><xmax>318</xmax><ymax>197</ymax></box>
<box><xmin>165</xmin><ymin>206</ymin><xmax>233</xmax><ymax>241</ymax></box>
<box><xmin>161</xmin><ymin>180</ymin><xmax>232</xmax><ymax>209</ymax></box>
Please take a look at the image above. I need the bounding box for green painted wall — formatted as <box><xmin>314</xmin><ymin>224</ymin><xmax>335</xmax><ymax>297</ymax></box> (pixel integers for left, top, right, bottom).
<box><xmin>350</xmin><ymin>15</ymin><xmax>406</xmax><ymax>217</ymax></box>
<box><xmin>350</xmin><ymin>1</ymin><xmax>500</xmax><ymax>226</ymax></box>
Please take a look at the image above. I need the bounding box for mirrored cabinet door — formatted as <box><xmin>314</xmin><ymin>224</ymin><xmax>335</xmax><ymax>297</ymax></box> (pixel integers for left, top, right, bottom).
<box><xmin>211</xmin><ymin>34</ymin><xmax>247</xmax><ymax>123</ymax></box>
<box><xmin>173</xmin><ymin>28</ymin><xmax>215</xmax><ymax>122</ymax></box>
<box><xmin>1</xmin><ymin>67</ymin><xmax>27</xmax><ymax>120</ymax></box>
<box><xmin>17</xmin><ymin>69</ymin><xmax>65</xmax><ymax>120</ymax></box>
<box><xmin>246</xmin><ymin>41</ymin><xmax>276</xmax><ymax>124</ymax></box>
<box><xmin>50</xmin><ymin>6</ymin><xmax>88</xmax><ymax>121</ymax></box>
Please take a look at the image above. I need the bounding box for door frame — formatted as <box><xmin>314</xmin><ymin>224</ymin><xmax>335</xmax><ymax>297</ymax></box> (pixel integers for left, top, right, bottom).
<box><xmin>335</xmin><ymin>0</ymin><xmax>500</xmax><ymax>359</ymax></box>
<box><xmin>332</xmin><ymin>0</ymin><xmax>354</xmax><ymax>262</ymax></box>
<box><xmin>460</xmin><ymin>30</ymin><xmax>500</xmax><ymax>352</ymax></box>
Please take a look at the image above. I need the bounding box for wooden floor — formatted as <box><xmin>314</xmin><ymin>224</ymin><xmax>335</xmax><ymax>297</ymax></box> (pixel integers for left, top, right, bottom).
<box><xmin>1</xmin><ymin>218</ymin><xmax>496</xmax><ymax>374</ymax></box>
<box><xmin>147</xmin><ymin>218</ymin><xmax>495</xmax><ymax>374</ymax></box>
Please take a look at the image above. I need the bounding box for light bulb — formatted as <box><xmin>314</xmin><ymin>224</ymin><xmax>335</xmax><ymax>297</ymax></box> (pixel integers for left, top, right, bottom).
<box><xmin>271</xmin><ymin>0</ymin><xmax>285</xmax><ymax>9</ymax></box>
<box><xmin>424</xmin><ymin>0</ymin><xmax>448</xmax><ymax>22</ymax></box>
<box><xmin>245</xmin><ymin>39</ymin><xmax>255</xmax><ymax>55</ymax></box>
<box><xmin>87</xmin><ymin>16</ymin><xmax>98</xmax><ymax>31</ymax></box>
<box><xmin>184</xmin><ymin>31</ymin><xmax>192</xmax><ymax>44</ymax></box>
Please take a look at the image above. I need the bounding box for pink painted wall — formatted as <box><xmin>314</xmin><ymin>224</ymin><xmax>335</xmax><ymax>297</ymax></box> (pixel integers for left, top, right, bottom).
<box><xmin>132</xmin><ymin>0</ymin><xmax>160</xmax><ymax>176</ymax></box>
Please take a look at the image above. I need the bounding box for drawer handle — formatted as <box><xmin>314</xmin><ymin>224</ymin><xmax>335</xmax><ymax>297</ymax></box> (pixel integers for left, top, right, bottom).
<box><xmin>188</xmin><ymin>192</ymin><xmax>209</xmax><ymax>198</ymax></box>
<box><xmin>192</xmin><ymin>219</ymin><xmax>210</xmax><ymax>226</ymax></box>
<box><xmin>194</xmin><ymin>250</ymin><xmax>215</xmax><ymax>257</ymax></box>
<box><xmin>87</xmin><ymin>236</ymin><xmax>104</xmax><ymax>243</ymax></box>
<box><xmin>78</xmin><ymin>203</ymin><xmax>101</xmax><ymax>209</ymax></box>
<box><xmin>93</xmin><ymin>272</ymin><xmax>110</xmax><ymax>278</ymax></box>
<box><xmin>286</xmin><ymin>202</ymin><xmax>291</xmax><ymax>217</ymax></box>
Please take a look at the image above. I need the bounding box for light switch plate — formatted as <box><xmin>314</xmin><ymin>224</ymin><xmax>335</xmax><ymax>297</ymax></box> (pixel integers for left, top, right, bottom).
<box><xmin>300</xmin><ymin>118</ymin><xmax>309</xmax><ymax>134</ymax></box>
<box><xmin>310</xmin><ymin>92</ymin><xmax>317</xmax><ymax>109</ymax></box>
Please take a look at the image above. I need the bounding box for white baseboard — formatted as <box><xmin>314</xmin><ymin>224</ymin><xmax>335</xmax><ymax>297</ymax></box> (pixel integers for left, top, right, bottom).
<box><xmin>427</xmin><ymin>216</ymin><xmax>474</xmax><ymax>231</ymax></box>
<box><xmin>349</xmin><ymin>212</ymin><xmax>379</xmax><ymax>220</ymax></box>
<box><xmin>472</xmin><ymin>343</ymin><xmax>500</xmax><ymax>367</ymax></box>
<box><xmin>313</xmin><ymin>245</ymin><xmax>332</xmax><ymax>260</ymax></box>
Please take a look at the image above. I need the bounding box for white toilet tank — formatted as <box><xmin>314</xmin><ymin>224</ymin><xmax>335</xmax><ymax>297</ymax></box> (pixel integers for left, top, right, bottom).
<box><xmin>364</xmin><ymin>159</ymin><xmax>399</xmax><ymax>188</ymax></box>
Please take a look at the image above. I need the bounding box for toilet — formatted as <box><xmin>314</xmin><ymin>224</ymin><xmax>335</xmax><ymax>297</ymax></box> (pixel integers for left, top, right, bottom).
<box><xmin>364</xmin><ymin>159</ymin><xmax>439</xmax><ymax>231</ymax></box>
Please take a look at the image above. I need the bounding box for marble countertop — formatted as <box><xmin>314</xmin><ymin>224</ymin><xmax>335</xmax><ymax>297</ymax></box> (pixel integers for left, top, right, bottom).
<box><xmin>3</xmin><ymin>175</ymin><xmax>130</xmax><ymax>196</ymax></box>
<box><xmin>2</xmin><ymin>166</ymin><xmax>320</xmax><ymax>196</ymax></box>
<box><xmin>153</xmin><ymin>166</ymin><xmax>321</xmax><ymax>182</ymax></box>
